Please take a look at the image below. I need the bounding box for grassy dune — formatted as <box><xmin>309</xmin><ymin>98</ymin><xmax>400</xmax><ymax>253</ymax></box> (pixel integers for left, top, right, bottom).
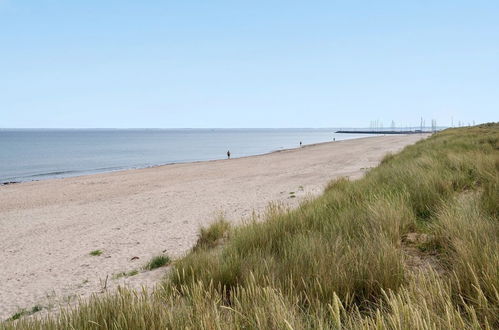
<box><xmin>3</xmin><ymin>124</ymin><xmax>498</xmax><ymax>329</ymax></box>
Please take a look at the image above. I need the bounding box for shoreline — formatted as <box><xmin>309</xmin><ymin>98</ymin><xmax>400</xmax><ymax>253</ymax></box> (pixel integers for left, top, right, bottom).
<box><xmin>0</xmin><ymin>135</ymin><xmax>378</xmax><ymax>186</ymax></box>
<box><xmin>0</xmin><ymin>134</ymin><xmax>426</xmax><ymax>319</ymax></box>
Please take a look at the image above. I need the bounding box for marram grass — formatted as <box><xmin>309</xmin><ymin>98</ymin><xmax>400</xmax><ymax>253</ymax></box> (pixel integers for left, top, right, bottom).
<box><xmin>3</xmin><ymin>124</ymin><xmax>498</xmax><ymax>330</ymax></box>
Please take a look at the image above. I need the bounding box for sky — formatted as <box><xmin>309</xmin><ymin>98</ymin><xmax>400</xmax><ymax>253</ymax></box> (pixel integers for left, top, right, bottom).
<box><xmin>1</xmin><ymin>1</ymin><xmax>498</xmax><ymax>128</ymax></box>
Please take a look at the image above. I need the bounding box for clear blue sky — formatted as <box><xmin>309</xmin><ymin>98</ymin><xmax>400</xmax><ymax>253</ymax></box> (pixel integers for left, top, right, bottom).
<box><xmin>1</xmin><ymin>1</ymin><xmax>498</xmax><ymax>128</ymax></box>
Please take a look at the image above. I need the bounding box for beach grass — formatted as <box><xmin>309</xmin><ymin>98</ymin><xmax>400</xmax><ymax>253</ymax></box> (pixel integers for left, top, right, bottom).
<box><xmin>3</xmin><ymin>124</ymin><xmax>498</xmax><ymax>329</ymax></box>
<box><xmin>192</xmin><ymin>217</ymin><xmax>230</xmax><ymax>252</ymax></box>
<box><xmin>145</xmin><ymin>255</ymin><xmax>171</xmax><ymax>270</ymax></box>
<box><xmin>89</xmin><ymin>250</ymin><xmax>103</xmax><ymax>256</ymax></box>
<box><xmin>112</xmin><ymin>269</ymin><xmax>139</xmax><ymax>279</ymax></box>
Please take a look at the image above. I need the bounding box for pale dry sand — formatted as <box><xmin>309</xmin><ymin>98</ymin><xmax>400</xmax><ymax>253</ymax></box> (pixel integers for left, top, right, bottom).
<box><xmin>0</xmin><ymin>134</ymin><xmax>425</xmax><ymax>319</ymax></box>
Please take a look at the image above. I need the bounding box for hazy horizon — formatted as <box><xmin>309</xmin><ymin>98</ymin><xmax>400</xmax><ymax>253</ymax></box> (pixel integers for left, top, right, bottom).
<box><xmin>0</xmin><ymin>125</ymin><xmax>454</xmax><ymax>130</ymax></box>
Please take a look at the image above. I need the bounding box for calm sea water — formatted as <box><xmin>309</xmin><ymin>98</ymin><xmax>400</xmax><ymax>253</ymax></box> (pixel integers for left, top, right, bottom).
<box><xmin>0</xmin><ymin>129</ymin><xmax>374</xmax><ymax>183</ymax></box>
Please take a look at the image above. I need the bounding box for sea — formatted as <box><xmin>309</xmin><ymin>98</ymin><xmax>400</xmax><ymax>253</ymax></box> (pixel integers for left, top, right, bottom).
<box><xmin>0</xmin><ymin>128</ymin><xmax>375</xmax><ymax>183</ymax></box>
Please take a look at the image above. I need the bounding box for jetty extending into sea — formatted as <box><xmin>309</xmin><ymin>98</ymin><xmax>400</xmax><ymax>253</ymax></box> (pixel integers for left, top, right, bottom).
<box><xmin>336</xmin><ymin>129</ymin><xmax>434</xmax><ymax>134</ymax></box>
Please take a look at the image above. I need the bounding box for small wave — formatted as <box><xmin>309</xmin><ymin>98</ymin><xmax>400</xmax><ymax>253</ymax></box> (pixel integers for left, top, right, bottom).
<box><xmin>30</xmin><ymin>170</ymin><xmax>79</xmax><ymax>177</ymax></box>
<box><xmin>1</xmin><ymin>166</ymin><xmax>128</xmax><ymax>183</ymax></box>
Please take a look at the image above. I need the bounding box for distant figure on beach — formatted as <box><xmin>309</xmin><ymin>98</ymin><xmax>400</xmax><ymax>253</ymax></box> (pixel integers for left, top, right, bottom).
<box><xmin>300</xmin><ymin>141</ymin><xmax>302</xmax><ymax>147</ymax></box>
<box><xmin>333</xmin><ymin>138</ymin><xmax>335</xmax><ymax>141</ymax></box>
<box><xmin>227</xmin><ymin>150</ymin><xmax>231</xmax><ymax>159</ymax></box>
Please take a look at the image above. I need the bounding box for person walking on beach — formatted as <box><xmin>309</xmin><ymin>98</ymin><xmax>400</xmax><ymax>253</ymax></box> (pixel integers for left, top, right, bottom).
<box><xmin>300</xmin><ymin>141</ymin><xmax>302</xmax><ymax>147</ymax></box>
<box><xmin>227</xmin><ymin>150</ymin><xmax>231</xmax><ymax>159</ymax></box>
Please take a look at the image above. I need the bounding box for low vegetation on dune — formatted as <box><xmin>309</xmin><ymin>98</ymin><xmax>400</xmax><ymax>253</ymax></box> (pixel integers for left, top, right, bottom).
<box><xmin>192</xmin><ymin>217</ymin><xmax>230</xmax><ymax>252</ymax></box>
<box><xmin>3</xmin><ymin>124</ymin><xmax>498</xmax><ymax>329</ymax></box>
<box><xmin>145</xmin><ymin>255</ymin><xmax>171</xmax><ymax>271</ymax></box>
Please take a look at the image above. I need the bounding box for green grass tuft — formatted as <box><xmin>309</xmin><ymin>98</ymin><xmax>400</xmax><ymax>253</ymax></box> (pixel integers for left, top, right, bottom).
<box><xmin>89</xmin><ymin>250</ymin><xmax>103</xmax><ymax>256</ymax></box>
<box><xmin>193</xmin><ymin>218</ymin><xmax>230</xmax><ymax>251</ymax></box>
<box><xmin>145</xmin><ymin>255</ymin><xmax>171</xmax><ymax>270</ymax></box>
<box><xmin>127</xmin><ymin>269</ymin><xmax>139</xmax><ymax>276</ymax></box>
<box><xmin>114</xmin><ymin>269</ymin><xmax>139</xmax><ymax>279</ymax></box>
<box><xmin>30</xmin><ymin>306</ymin><xmax>42</xmax><ymax>314</ymax></box>
<box><xmin>6</xmin><ymin>305</ymin><xmax>42</xmax><ymax>322</ymax></box>
<box><xmin>8</xmin><ymin>311</ymin><xmax>25</xmax><ymax>321</ymax></box>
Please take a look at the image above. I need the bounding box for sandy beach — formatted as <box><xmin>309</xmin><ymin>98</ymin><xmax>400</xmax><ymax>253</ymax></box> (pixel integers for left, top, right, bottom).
<box><xmin>0</xmin><ymin>134</ymin><xmax>425</xmax><ymax>319</ymax></box>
